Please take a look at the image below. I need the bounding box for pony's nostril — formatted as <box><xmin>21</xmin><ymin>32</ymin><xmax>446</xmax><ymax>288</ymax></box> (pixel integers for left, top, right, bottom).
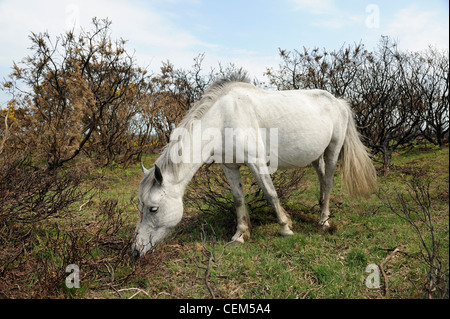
<box><xmin>132</xmin><ymin>248</ymin><xmax>140</xmax><ymax>259</ymax></box>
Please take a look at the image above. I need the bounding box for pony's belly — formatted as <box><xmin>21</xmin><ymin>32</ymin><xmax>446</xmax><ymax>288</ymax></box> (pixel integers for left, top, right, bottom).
<box><xmin>276</xmin><ymin>147</ymin><xmax>324</xmax><ymax>169</ymax></box>
<box><xmin>269</xmin><ymin>127</ymin><xmax>332</xmax><ymax>169</ymax></box>
<box><xmin>257</xmin><ymin>109</ymin><xmax>334</xmax><ymax>170</ymax></box>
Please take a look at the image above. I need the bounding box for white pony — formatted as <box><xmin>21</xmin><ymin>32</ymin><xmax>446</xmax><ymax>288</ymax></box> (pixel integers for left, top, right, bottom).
<box><xmin>132</xmin><ymin>73</ymin><xmax>376</xmax><ymax>257</ymax></box>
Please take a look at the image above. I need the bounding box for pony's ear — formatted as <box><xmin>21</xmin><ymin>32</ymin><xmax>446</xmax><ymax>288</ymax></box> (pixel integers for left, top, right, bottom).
<box><xmin>154</xmin><ymin>164</ymin><xmax>163</xmax><ymax>185</ymax></box>
<box><xmin>140</xmin><ymin>162</ymin><xmax>150</xmax><ymax>176</ymax></box>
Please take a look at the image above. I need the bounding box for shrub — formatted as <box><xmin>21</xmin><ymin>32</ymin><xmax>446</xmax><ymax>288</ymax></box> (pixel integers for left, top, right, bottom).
<box><xmin>185</xmin><ymin>164</ymin><xmax>306</xmax><ymax>216</ymax></box>
<box><xmin>0</xmin><ymin>155</ymin><xmax>146</xmax><ymax>298</ymax></box>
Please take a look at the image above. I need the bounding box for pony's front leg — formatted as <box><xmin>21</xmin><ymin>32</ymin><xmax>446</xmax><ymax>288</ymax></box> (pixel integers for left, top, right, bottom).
<box><xmin>246</xmin><ymin>162</ymin><xmax>294</xmax><ymax>237</ymax></box>
<box><xmin>222</xmin><ymin>164</ymin><xmax>251</xmax><ymax>243</ymax></box>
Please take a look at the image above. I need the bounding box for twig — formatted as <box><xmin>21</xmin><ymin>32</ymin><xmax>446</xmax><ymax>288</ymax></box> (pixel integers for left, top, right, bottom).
<box><xmin>0</xmin><ymin>113</ymin><xmax>14</xmax><ymax>155</ymax></box>
<box><xmin>204</xmin><ymin>255</ymin><xmax>215</xmax><ymax>298</ymax></box>
<box><xmin>377</xmin><ymin>247</ymin><xmax>409</xmax><ymax>256</ymax></box>
<box><xmin>156</xmin><ymin>291</ymin><xmax>178</xmax><ymax>298</ymax></box>
<box><xmin>104</xmin><ymin>262</ymin><xmax>114</xmax><ymax>284</ymax></box>
<box><xmin>117</xmin><ymin>287</ymin><xmax>151</xmax><ymax>299</ymax></box>
<box><xmin>379</xmin><ymin>247</ymin><xmax>400</xmax><ymax>298</ymax></box>
<box><xmin>193</xmin><ymin>222</ymin><xmax>236</xmax><ymax>299</ymax></box>
<box><xmin>110</xmin><ymin>285</ymin><xmax>123</xmax><ymax>299</ymax></box>
<box><xmin>78</xmin><ymin>198</ymin><xmax>91</xmax><ymax>211</ymax></box>
<box><xmin>115</xmin><ymin>287</ymin><xmax>177</xmax><ymax>299</ymax></box>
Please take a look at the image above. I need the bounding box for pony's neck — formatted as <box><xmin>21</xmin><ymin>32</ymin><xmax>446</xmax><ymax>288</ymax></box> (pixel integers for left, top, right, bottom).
<box><xmin>168</xmin><ymin>139</ymin><xmax>212</xmax><ymax>195</ymax></box>
<box><xmin>176</xmin><ymin>161</ymin><xmax>205</xmax><ymax>192</ymax></box>
<box><xmin>166</xmin><ymin>117</ymin><xmax>218</xmax><ymax>193</ymax></box>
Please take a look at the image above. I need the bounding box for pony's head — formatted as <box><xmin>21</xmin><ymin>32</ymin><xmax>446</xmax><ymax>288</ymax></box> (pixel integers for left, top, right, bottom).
<box><xmin>132</xmin><ymin>163</ymin><xmax>184</xmax><ymax>257</ymax></box>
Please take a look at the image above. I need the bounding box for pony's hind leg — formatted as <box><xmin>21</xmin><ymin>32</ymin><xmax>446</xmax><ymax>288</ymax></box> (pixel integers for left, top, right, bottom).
<box><xmin>317</xmin><ymin>147</ymin><xmax>341</xmax><ymax>230</ymax></box>
<box><xmin>222</xmin><ymin>164</ymin><xmax>251</xmax><ymax>243</ymax></box>
<box><xmin>246</xmin><ymin>162</ymin><xmax>294</xmax><ymax>236</ymax></box>
<box><xmin>312</xmin><ymin>155</ymin><xmax>325</xmax><ymax>207</ymax></box>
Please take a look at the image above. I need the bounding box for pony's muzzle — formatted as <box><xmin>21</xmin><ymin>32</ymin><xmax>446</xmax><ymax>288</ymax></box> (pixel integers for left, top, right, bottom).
<box><xmin>132</xmin><ymin>247</ymin><xmax>140</xmax><ymax>259</ymax></box>
<box><xmin>132</xmin><ymin>238</ymin><xmax>155</xmax><ymax>258</ymax></box>
<box><xmin>131</xmin><ymin>242</ymin><xmax>147</xmax><ymax>259</ymax></box>
<box><xmin>131</xmin><ymin>243</ymin><xmax>140</xmax><ymax>259</ymax></box>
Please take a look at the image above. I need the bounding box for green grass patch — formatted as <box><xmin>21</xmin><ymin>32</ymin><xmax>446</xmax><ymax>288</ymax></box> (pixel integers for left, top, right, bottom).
<box><xmin>4</xmin><ymin>147</ymin><xmax>447</xmax><ymax>299</ymax></box>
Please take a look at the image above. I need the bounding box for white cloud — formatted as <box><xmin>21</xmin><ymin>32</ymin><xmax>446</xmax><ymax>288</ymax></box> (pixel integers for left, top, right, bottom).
<box><xmin>386</xmin><ymin>6</ymin><xmax>449</xmax><ymax>51</ymax></box>
<box><xmin>211</xmin><ymin>53</ymin><xmax>280</xmax><ymax>81</ymax></box>
<box><xmin>290</xmin><ymin>0</ymin><xmax>364</xmax><ymax>30</ymax></box>
<box><xmin>291</xmin><ymin>0</ymin><xmax>336</xmax><ymax>15</ymax></box>
<box><xmin>0</xmin><ymin>0</ymin><xmax>215</xmax><ymax>73</ymax></box>
<box><xmin>0</xmin><ymin>0</ymin><xmax>222</xmax><ymax>105</ymax></box>
<box><xmin>0</xmin><ymin>0</ymin><xmax>279</xmax><ymax>105</ymax></box>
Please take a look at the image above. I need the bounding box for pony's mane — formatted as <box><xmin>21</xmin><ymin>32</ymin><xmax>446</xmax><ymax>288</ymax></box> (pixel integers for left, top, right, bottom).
<box><xmin>146</xmin><ymin>70</ymin><xmax>251</xmax><ymax>186</ymax></box>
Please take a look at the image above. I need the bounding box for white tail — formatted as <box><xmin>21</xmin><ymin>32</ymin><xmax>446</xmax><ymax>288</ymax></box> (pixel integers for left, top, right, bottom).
<box><xmin>340</xmin><ymin>101</ymin><xmax>377</xmax><ymax>196</ymax></box>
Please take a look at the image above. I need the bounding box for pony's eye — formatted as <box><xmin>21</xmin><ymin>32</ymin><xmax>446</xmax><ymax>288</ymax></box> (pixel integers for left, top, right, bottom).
<box><xmin>149</xmin><ymin>207</ymin><xmax>159</xmax><ymax>213</ymax></box>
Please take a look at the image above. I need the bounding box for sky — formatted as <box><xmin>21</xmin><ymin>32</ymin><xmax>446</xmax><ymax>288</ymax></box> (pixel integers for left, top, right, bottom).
<box><xmin>0</xmin><ymin>0</ymin><xmax>449</xmax><ymax>106</ymax></box>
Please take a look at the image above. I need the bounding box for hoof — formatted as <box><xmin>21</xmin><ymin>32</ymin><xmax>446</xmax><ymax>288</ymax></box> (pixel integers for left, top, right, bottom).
<box><xmin>231</xmin><ymin>233</ymin><xmax>245</xmax><ymax>244</ymax></box>
<box><xmin>280</xmin><ymin>227</ymin><xmax>294</xmax><ymax>236</ymax></box>
<box><xmin>320</xmin><ymin>220</ymin><xmax>330</xmax><ymax>231</ymax></box>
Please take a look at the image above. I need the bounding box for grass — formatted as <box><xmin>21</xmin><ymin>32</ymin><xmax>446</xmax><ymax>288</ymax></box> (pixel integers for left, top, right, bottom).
<box><xmin>4</xmin><ymin>147</ymin><xmax>448</xmax><ymax>299</ymax></box>
<box><xmin>87</xmin><ymin>148</ymin><xmax>449</xmax><ymax>298</ymax></box>
<box><xmin>76</xmin><ymin>146</ymin><xmax>448</xmax><ymax>299</ymax></box>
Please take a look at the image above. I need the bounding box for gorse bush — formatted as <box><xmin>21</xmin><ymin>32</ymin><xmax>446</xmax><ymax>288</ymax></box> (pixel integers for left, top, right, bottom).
<box><xmin>1</xmin><ymin>18</ymin><xmax>149</xmax><ymax>168</ymax></box>
<box><xmin>266</xmin><ymin>37</ymin><xmax>449</xmax><ymax>173</ymax></box>
<box><xmin>185</xmin><ymin>164</ymin><xmax>306</xmax><ymax>216</ymax></box>
<box><xmin>0</xmin><ymin>155</ymin><xmax>146</xmax><ymax>298</ymax></box>
<box><xmin>0</xmin><ymin>155</ymin><xmax>86</xmax><ymax>223</ymax></box>
<box><xmin>2</xmin><ymin>18</ymin><xmax>447</xmax><ymax>172</ymax></box>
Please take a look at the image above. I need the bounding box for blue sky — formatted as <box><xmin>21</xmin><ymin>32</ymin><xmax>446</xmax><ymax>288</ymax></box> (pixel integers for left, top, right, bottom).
<box><xmin>0</xmin><ymin>0</ymin><xmax>449</xmax><ymax>106</ymax></box>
